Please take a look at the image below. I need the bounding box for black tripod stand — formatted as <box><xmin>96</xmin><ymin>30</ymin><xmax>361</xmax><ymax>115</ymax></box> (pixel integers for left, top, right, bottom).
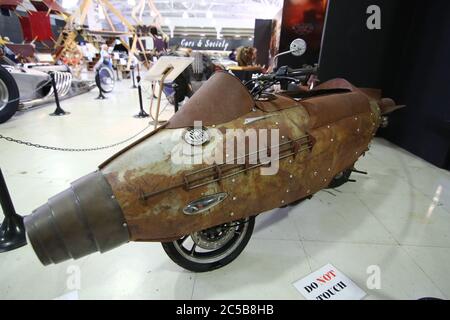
<box><xmin>131</xmin><ymin>66</ymin><xmax>137</xmax><ymax>88</ymax></box>
<box><xmin>49</xmin><ymin>72</ymin><xmax>69</xmax><ymax>116</ymax></box>
<box><xmin>134</xmin><ymin>64</ymin><xmax>149</xmax><ymax>118</ymax></box>
<box><xmin>0</xmin><ymin>169</ymin><xmax>26</xmax><ymax>253</ymax></box>
<box><xmin>95</xmin><ymin>69</ymin><xmax>107</xmax><ymax>100</ymax></box>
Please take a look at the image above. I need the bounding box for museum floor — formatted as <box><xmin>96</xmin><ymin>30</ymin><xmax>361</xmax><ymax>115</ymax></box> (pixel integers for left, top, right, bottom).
<box><xmin>0</xmin><ymin>79</ymin><xmax>449</xmax><ymax>300</ymax></box>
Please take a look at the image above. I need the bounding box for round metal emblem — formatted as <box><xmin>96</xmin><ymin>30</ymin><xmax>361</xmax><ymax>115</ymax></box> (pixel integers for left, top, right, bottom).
<box><xmin>183</xmin><ymin>127</ymin><xmax>210</xmax><ymax>146</ymax></box>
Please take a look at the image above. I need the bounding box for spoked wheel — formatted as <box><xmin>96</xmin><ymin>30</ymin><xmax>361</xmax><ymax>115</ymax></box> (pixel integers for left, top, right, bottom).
<box><xmin>98</xmin><ymin>65</ymin><xmax>115</xmax><ymax>93</ymax></box>
<box><xmin>162</xmin><ymin>216</ymin><xmax>255</xmax><ymax>272</ymax></box>
<box><xmin>328</xmin><ymin>169</ymin><xmax>352</xmax><ymax>188</ymax></box>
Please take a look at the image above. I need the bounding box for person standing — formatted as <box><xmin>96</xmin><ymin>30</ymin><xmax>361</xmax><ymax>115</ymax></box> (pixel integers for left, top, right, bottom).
<box><xmin>150</xmin><ymin>26</ymin><xmax>168</xmax><ymax>55</ymax></box>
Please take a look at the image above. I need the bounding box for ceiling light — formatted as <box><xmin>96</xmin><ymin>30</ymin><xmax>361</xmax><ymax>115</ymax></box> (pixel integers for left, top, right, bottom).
<box><xmin>98</xmin><ymin>6</ymin><xmax>105</xmax><ymax>20</ymax></box>
<box><xmin>127</xmin><ymin>0</ymin><xmax>136</xmax><ymax>6</ymax></box>
<box><xmin>62</xmin><ymin>0</ymin><xmax>78</xmax><ymax>9</ymax></box>
<box><xmin>200</xmin><ymin>33</ymin><xmax>206</xmax><ymax>37</ymax></box>
<box><xmin>234</xmin><ymin>35</ymin><xmax>241</xmax><ymax>38</ymax></box>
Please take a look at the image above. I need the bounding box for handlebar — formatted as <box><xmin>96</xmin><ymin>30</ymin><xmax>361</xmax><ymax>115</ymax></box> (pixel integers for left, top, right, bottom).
<box><xmin>255</xmin><ymin>66</ymin><xmax>317</xmax><ymax>82</ymax></box>
<box><xmin>287</xmin><ymin>67</ymin><xmax>317</xmax><ymax>77</ymax></box>
<box><xmin>247</xmin><ymin>65</ymin><xmax>318</xmax><ymax>97</ymax></box>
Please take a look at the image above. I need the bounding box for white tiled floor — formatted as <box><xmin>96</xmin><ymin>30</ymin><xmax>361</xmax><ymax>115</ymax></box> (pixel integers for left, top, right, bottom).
<box><xmin>1</xmin><ymin>79</ymin><xmax>450</xmax><ymax>300</ymax></box>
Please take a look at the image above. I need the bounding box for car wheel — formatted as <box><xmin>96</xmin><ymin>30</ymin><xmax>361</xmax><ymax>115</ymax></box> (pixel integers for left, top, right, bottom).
<box><xmin>98</xmin><ymin>65</ymin><xmax>115</xmax><ymax>93</ymax></box>
<box><xmin>0</xmin><ymin>65</ymin><xmax>19</xmax><ymax>124</ymax></box>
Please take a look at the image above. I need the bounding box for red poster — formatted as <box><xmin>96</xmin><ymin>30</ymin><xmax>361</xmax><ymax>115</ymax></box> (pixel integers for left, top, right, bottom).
<box><xmin>19</xmin><ymin>12</ymin><xmax>53</xmax><ymax>41</ymax></box>
<box><xmin>279</xmin><ymin>0</ymin><xmax>328</xmax><ymax>67</ymax></box>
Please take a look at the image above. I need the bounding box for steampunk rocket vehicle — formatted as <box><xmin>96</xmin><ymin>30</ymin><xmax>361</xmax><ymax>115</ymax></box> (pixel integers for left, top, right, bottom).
<box><xmin>4</xmin><ymin>40</ymin><xmax>401</xmax><ymax>272</ymax></box>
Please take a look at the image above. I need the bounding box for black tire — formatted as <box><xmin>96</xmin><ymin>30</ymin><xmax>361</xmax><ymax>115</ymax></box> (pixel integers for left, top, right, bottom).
<box><xmin>328</xmin><ymin>169</ymin><xmax>352</xmax><ymax>188</ymax></box>
<box><xmin>97</xmin><ymin>65</ymin><xmax>115</xmax><ymax>93</ymax></box>
<box><xmin>0</xmin><ymin>65</ymin><xmax>19</xmax><ymax>124</ymax></box>
<box><xmin>162</xmin><ymin>216</ymin><xmax>255</xmax><ymax>272</ymax></box>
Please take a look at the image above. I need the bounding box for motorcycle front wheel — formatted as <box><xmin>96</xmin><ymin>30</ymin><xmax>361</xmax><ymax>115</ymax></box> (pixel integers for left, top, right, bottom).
<box><xmin>162</xmin><ymin>216</ymin><xmax>255</xmax><ymax>272</ymax></box>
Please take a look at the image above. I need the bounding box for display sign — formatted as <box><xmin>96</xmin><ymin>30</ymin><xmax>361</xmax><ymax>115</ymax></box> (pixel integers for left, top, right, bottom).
<box><xmin>145</xmin><ymin>56</ymin><xmax>194</xmax><ymax>83</ymax></box>
<box><xmin>169</xmin><ymin>37</ymin><xmax>253</xmax><ymax>51</ymax></box>
<box><xmin>293</xmin><ymin>263</ymin><xmax>366</xmax><ymax>300</ymax></box>
<box><xmin>278</xmin><ymin>0</ymin><xmax>328</xmax><ymax>67</ymax></box>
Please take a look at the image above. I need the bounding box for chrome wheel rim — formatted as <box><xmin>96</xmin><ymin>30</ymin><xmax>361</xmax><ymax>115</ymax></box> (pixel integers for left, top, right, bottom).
<box><xmin>98</xmin><ymin>66</ymin><xmax>115</xmax><ymax>93</ymax></box>
<box><xmin>0</xmin><ymin>78</ymin><xmax>9</xmax><ymax>112</ymax></box>
<box><xmin>172</xmin><ymin>218</ymin><xmax>250</xmax><ymax>264</ymax></box>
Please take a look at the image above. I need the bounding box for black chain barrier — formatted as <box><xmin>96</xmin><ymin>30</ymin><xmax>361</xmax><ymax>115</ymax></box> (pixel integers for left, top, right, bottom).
<box><xmin>0</xmin><ymin>124</ymin><xmax>152</xmax><ymax>152</ymax></box>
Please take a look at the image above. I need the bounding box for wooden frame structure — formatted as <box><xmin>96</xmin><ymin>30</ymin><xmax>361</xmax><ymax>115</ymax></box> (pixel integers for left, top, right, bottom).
<box><xmin>54</xmin><ymin>0</ymin><xmax>151</xmax><ymax>70</ymax></box>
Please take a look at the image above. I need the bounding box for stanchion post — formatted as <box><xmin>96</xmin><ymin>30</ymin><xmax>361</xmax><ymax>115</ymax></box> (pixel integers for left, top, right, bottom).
<box><xmin>116</xmin><ymin>65</ymin><xmax>121</xmax><ymax>82</ymax></box>
<box><xmin>49</xmin><ymin>72</ymin><xmax>69</xmax><ymax>116</ymax></box>
<box><xmin>173</xmin><ymin>83</ymin><xmax>180</xmax><ymax>113</ymax></box>
<box><xmin>95</xmin><ymin>69</ymin><xmax>107</xmax><ymax>100</ymax></box>
<box><xmin>131</xmin><ymin>66</ymin><xmax>137</xmax><ymax>88</ymax></box>
<box><xmin>134</xmin><ymin>64</ymin><xmax>149</xmax><ymax>118</ymax></box>
<box><xmin>0</xmin><ymin>169</ymin><xmax>27</xmax><ymax>253</ymax></box>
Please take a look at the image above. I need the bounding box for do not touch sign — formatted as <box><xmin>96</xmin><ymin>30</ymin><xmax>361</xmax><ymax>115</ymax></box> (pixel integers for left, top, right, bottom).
<box><xmin>293</xmin><ymin>263</ymin><xmax>366</xmax><ymax>300</ymax></box>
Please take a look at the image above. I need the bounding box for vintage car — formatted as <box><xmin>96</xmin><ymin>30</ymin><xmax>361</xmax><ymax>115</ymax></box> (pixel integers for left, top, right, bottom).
<box><xmin>0</xmin><ymin>47</ymin><xmax>114</xmax><ymax>123</ymax></box>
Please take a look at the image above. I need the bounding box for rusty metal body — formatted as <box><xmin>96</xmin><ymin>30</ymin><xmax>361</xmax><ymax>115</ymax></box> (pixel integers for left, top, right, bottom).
<box><xmin>24</xmin><ymin>71</ymin><xmax>387</xmax><ymax>265</ymax></box>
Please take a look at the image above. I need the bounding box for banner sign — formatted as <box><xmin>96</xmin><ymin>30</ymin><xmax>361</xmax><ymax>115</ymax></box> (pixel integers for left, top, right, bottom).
<box><xmin>293</xmin><ymin>263</ymin><xmax>366</xmax><ymax>300</ymax></box>
<box><xmin>169</xmin><ymin>37</ymin><xmax>253</xmax><ymax>51</ymax></box>
<box><xmin>278</xmin><ymin>0</ymin><xmax>328</xmax><ymax>67</ymax></box>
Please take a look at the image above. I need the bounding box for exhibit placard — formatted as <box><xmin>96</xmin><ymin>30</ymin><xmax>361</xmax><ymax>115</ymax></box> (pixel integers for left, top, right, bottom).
<box><xmin>145</xmin><ymin>56</ymin><xmax>194</xmax><ymax>83</ymax></box>
<box><xmin>293</xmin><ymin>263</ymin><xmax>366</xmax><ymax>300</ymax></box>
